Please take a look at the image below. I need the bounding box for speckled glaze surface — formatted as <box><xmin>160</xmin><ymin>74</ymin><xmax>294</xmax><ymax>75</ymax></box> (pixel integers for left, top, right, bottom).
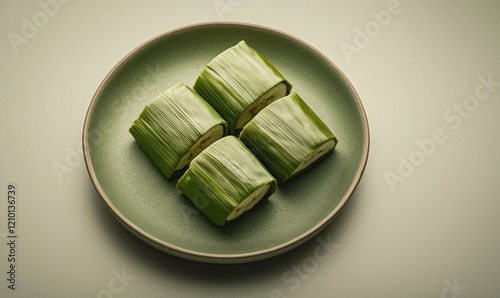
<box><xmin>82</xmin><ymin>22</ymin><xmax>369</xmax><ymax>264</ymax></box>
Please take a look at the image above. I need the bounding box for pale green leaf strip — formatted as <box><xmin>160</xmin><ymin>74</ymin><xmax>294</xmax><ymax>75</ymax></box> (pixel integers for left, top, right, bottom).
<box><xmin>194</xmin><ymin>69</ymin><xmax>242</xmax><ymax>131</ymax></box>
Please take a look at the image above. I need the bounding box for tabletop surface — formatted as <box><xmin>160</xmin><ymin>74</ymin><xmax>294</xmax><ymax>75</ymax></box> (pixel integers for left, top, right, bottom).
<box><xmin>1</xmin><ymin>1</ymin><xmax>500</xmax><ymax>297</ymax></box>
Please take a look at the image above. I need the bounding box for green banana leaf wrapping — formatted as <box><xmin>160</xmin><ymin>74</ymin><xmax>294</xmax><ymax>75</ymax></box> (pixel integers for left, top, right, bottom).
<box><xmin>176</xmin><ymin>136</ymin><xmax>277</xmax><ymax>226</ymax></box>
<box><xmin>129</xmin><ymin>83</ymin><xmax>227</xmax><ymax>179</ymax></box>
<box><xmin>239</xmin><ymin>92</ymin><xmax>338</xmax><ymax>185</ymax></box>
<box><xmin>194</xmin><ymin>40</ymin><xmax>292</xmax><ymax>134</ymax></box>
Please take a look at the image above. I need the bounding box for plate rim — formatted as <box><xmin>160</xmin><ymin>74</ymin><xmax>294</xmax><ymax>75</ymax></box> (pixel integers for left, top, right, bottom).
<box><xmin>82</xmin><ymin>21</ymin><xmax>370</xmax><ymax>264</ymax></box>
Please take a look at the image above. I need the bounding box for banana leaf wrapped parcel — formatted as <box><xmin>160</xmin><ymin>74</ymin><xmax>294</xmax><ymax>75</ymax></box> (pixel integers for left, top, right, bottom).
<box><xmin>194</xmin><ymin>40</ymin><xmax>292</xmax><ymax>134</ymax></box>
<box><xmin>239</xmin><ymin>92</ymin><xmax>338</xmax><ymax>185</ymax></box>
<box><xmin>129</xmin><ymin>83</ymin><xmax>227</xmax><ymax>179</ymax></box>
<box><xmin>176</xmin><ymin>136</ymin><xmax>277</xmax><ymax>226</ymax></box>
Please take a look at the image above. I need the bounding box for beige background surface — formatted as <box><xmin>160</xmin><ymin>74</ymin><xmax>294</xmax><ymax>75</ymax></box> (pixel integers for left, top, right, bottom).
<box><xmin>1</xmin><ymin>0</ymin><xmax>500</xmax><ymax>297</ymax></box>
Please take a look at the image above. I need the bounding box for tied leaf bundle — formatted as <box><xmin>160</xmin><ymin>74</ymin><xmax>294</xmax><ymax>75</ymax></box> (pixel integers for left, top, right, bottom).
<box><xmin>194</xmin><ymin>40</ymin><xmax>292</xmax><ymax>134</ymax></box>
<box><xmin>129</xmin><ymin>83</ymin><xmax>227</xmax><ymax>179</ymax></box>
<box><xmin>239</xmin><ymin>92</ymin><xmax>338</xmax><ymax>185</ymax></box>
<box><xmin>176</xmin><ymin>136</ymin><xmax>277</xmax><ymax>226</ymax></box>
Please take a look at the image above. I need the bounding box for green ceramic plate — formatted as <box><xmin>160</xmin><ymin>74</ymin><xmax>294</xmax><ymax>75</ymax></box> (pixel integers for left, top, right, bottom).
<box><xmin>83</xmin><ymin>22</ymin><xmax>369</xmax><ymax>264</ymax></box>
